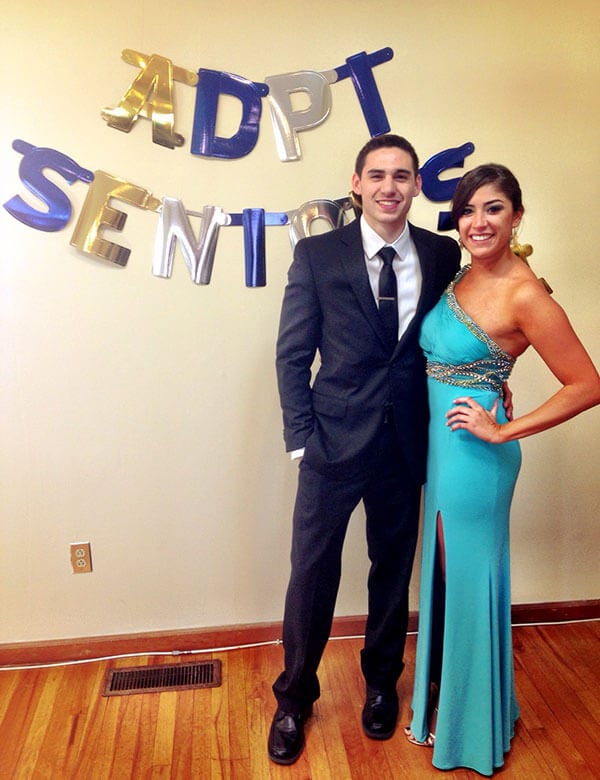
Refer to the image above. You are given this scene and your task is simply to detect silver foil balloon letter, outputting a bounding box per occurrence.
[288,199,349,246]
[264,71,332,161]
[153,198,230,284]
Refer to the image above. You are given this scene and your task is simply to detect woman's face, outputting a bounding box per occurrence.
[457,183,522,262]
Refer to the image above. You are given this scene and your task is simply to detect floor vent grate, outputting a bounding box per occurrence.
[103,659,222,696]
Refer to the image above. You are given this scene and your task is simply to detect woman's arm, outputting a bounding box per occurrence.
[447,281,600,442]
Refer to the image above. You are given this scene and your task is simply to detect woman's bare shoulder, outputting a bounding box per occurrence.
[510,264,553,303]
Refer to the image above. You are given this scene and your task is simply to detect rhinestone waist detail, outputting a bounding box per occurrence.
[426,356,514,394]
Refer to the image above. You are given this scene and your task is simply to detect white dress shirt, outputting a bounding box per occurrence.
[360,215,422,340]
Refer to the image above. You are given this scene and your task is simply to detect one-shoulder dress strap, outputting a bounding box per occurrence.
[446,265,514,364]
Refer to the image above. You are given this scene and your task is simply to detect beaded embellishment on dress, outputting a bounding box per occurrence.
[425,266,516,394]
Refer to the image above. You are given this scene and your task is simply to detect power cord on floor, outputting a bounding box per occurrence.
[0,618,597,672]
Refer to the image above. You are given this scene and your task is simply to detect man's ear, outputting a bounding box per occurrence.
[414,173,423,196]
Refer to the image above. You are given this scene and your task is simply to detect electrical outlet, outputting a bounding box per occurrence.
[70,542,92,574]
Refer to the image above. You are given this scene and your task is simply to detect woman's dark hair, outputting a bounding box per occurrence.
[450,164,524,228]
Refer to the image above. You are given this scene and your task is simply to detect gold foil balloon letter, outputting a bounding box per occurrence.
[70,171,160,266]
[101,50,198,149]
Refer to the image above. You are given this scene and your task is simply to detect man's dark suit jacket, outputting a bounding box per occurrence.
[276,218,461,484]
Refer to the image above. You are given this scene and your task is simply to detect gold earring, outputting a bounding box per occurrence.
[510,228,553,294]
[510,227,533,263]
[458,237,465,249]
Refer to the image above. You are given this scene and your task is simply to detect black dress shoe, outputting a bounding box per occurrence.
[267,706,312,765]
[361,687,398,740]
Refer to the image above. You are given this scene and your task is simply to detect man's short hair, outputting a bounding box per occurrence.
[354,134,420,177]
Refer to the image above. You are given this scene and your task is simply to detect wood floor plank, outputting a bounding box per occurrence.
[317,638,362,778]
[152,691,179,775]
[86,695,125,777]
[169,689,195,779]
[109,692,146,778]
[0,668,19,722]
[15,667,63,778]
[38,661,104,778]
[0,669,41,776]
[225,648,252,773]
[244,646,278,780]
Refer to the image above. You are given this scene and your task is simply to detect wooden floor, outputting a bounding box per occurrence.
[0,621,599,779]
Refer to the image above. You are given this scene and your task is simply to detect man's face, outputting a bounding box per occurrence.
[351,147,422,241]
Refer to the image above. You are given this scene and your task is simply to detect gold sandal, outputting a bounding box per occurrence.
[404,683,438,748]
[404,725,435,747]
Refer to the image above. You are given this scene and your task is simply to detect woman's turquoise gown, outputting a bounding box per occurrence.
[410,266,522,776]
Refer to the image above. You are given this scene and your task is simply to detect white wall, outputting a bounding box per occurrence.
[1,0,598,643]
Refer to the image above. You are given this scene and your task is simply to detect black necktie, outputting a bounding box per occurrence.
[378,246,399,347]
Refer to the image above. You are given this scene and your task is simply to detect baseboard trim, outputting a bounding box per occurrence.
[1,600,598,667]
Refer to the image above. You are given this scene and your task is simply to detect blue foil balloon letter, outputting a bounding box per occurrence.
[333,49,393,138]
[420,142,475,230]
[265,71,332,161]
[4,140,94,231]
[191,70,268,159]
[228,209,288,286]
[242,209,266,287]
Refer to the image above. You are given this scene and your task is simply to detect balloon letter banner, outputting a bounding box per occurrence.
[102,49,198,149]
[191,70,269,159]
[265,71,332,162]
[4,140,94,232]
[70,171,160,266]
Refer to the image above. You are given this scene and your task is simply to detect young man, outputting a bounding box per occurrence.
[269,135,461,765]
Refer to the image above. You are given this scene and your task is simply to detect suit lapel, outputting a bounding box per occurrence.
[410,224,443,319]
[338,222,389,347]
[394,225,440,352]
[411,226,434,324]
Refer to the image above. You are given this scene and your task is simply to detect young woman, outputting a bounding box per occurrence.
[407,164,600,775]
